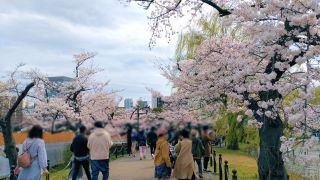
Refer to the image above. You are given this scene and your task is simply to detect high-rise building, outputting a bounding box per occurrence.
[46,76,73,97]
[124,98,133,109]
[143,101,148,108]
[152,96,163,109]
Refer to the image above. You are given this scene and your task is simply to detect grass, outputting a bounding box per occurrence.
[46,145,308,180]
[215,147,259,180]
[215,146,309,180]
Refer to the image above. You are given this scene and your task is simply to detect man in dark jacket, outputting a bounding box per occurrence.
[201,126,212,172]
[147,127,158,158]
[70,126,91,180]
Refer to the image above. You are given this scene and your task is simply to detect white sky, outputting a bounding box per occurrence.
[0,0,186,104]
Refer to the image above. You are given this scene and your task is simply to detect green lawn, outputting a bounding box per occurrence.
[215,146,307,180]
[215,147,259,180]
[47,146,306,180]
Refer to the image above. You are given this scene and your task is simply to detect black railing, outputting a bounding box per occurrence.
[46,160,50,180]
[109,142,127,159]
[211,151,237,180]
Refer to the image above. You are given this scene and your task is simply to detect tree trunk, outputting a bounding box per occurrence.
[1,82,35,166]
[257,115,287,180]
[0,120,17,166]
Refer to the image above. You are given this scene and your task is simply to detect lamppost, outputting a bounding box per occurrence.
[130,104,150,131]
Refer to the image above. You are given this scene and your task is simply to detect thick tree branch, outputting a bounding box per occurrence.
[4,82,35,122]
[201,0,231,16]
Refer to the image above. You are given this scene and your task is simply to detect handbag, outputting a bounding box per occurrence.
[17,141,35,168]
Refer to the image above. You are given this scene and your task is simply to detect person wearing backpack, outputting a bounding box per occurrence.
[17,125,49,180]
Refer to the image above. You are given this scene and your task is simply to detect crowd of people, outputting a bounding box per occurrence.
[152,126,215,180]
[16,121,113,180]
[127,125,216,179]
[15,123,215,180]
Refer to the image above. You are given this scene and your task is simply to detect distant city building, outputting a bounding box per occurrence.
[46,76,73,97]
[152,96,163,109]
[137,100,148,108]
[143,101,148,108]
[0,96,28,130]
[124,98,133,109]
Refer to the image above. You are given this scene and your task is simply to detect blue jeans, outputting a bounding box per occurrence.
[91,159,109,180]
[194,158,203,174]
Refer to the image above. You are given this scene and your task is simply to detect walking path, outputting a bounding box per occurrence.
[105,155,216,180]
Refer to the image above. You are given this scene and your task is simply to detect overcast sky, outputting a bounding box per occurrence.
[0,0,180,104]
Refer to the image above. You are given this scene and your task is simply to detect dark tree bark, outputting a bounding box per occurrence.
[0,82,35,166]
[257,115,287,180]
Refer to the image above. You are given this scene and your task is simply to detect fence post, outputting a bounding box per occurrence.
[224,160,229,180]
[232,170,237,180]
[46,160,50,180]
[121,143,125,156]
[10,165,16,180]
[115,146,118,158]
[213,150,217,174]
[219,154,222,180]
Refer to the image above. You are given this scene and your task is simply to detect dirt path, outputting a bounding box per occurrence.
[108,155,216,180]
[84,154,216,180]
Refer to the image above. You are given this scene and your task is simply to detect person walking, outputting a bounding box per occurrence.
[126,125,132,157]
[87,121,113,180]
[131,129,138,158]
[191,129,205,178]
[137,130,147,160]
[154,129,171,179]
[70,126,91,180]
[17,125,49,180]
[147,127,158,159]
[201,126,213,172]
[173,129,195,180]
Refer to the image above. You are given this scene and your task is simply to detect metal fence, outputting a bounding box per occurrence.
[0,142,71,180]
[1,141,127,180]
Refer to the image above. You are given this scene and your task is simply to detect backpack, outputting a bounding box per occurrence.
[17,141,34,168]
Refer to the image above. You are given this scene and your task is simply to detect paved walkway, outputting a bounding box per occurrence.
[105,155,215,180]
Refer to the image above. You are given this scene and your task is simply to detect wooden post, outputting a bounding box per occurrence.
[232,170,237,180]
[219,154,222,180]
[224,160,229,180]
[213,150,217,174]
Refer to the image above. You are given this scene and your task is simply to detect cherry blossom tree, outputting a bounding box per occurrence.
[129,0,320,179]
[0,65,35,166]
[30,52,121,132]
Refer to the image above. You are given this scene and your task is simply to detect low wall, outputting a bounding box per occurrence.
[0,131,126,178]
[0,132,75,145]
